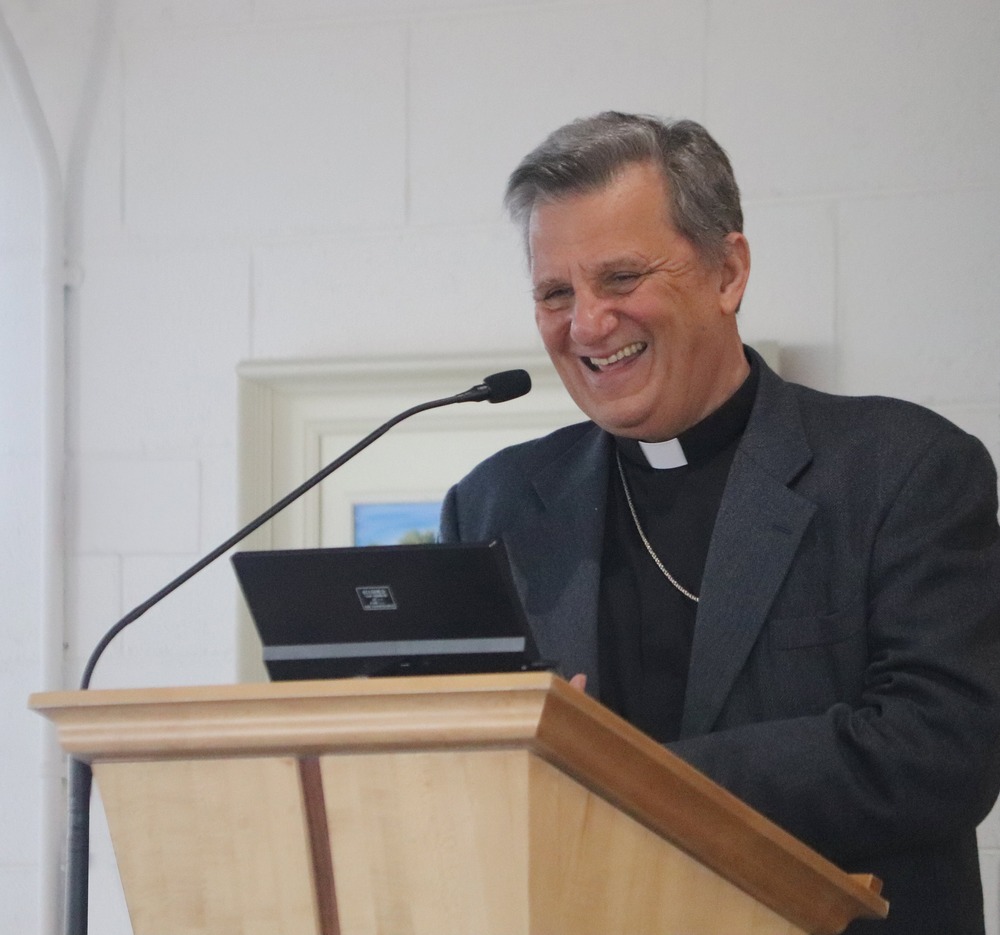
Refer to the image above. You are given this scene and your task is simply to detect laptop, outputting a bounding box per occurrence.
[232,540,547,681]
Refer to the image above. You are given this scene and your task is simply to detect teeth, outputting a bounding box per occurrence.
[587,342,646,369]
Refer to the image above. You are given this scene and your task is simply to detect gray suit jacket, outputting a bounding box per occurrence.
[441,349,1000,933]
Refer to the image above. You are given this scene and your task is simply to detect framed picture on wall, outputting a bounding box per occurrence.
[352,500,441,546]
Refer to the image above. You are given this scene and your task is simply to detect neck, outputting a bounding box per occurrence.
[643,342,750,443]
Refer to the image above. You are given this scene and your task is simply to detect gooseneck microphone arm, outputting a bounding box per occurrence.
[75,369,529,691]
[64,368,531,935]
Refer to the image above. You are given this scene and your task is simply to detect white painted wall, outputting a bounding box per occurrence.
[1,0,998,931]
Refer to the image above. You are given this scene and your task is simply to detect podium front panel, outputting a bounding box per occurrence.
[95,756,321,935]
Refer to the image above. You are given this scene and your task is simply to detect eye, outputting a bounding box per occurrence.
[604,270,643,293]
[535,285,573,310]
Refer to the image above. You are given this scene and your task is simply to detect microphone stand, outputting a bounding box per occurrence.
[63,371,529,935]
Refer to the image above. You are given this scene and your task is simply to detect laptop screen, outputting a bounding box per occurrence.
[232,540,546,680]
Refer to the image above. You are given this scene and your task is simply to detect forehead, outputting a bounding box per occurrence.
[527,163,678,274]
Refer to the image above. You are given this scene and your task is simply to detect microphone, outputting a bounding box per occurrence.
[462,368,532,404]
[63,368,532,935]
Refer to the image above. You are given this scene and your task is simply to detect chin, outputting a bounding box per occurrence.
[589,409,655,439]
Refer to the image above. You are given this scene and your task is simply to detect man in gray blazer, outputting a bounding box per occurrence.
[440,113,1000,933]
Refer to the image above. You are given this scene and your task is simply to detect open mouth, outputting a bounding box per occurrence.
[583,341,647,372]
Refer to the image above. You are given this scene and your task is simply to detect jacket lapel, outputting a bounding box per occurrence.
[680,362,817,738]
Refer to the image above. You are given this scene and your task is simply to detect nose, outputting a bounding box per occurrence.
[569,290,617,346]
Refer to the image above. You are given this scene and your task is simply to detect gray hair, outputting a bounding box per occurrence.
[504,112,743,267]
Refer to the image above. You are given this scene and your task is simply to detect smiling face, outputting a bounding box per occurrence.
[528,161,751,441]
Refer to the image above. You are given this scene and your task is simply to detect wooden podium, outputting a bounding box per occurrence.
[32,672,887,935]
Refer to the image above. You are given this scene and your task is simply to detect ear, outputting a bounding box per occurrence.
[719,232,750,315]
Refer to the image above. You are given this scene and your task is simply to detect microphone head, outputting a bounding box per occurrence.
[482,369,532,403]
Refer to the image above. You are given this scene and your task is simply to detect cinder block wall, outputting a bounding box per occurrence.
[1,1,998,931]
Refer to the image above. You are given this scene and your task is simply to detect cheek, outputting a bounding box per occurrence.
[614,292,669,330]
[535,311,565,348]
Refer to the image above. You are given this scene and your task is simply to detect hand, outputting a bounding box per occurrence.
[569,673,588,692]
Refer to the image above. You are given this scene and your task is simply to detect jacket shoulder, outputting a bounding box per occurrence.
[788,381,988,462]
[442,420,603,541]
[458,420,598,485]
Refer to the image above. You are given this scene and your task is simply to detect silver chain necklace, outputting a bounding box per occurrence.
[615,449,700,603]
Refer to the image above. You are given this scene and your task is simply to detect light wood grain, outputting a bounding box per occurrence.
[321,749,529,935]
[95,756,319,935]
[317,748,804,935]
[32,673,888,934]
[526,754,805,935]
[533,680,886,932]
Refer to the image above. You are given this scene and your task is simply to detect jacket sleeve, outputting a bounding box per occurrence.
[669,428,1000,865]
[439,484,461,543]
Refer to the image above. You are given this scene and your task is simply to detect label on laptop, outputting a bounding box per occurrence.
[356,585,398,611]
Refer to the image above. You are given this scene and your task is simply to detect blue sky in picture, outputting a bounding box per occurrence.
[353,501,442,546]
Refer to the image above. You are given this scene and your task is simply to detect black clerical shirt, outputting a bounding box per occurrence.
[598,356,760,742]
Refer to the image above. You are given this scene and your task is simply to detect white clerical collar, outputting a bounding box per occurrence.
[638,437,688,469]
